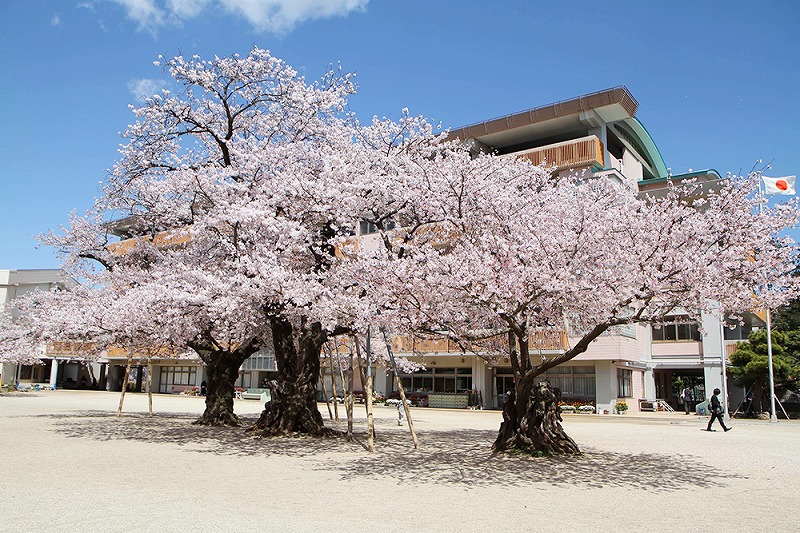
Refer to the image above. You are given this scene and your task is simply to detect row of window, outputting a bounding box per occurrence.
[651,316,701,341]
[396,366,598,398]
[652,315,756,342]
[395,367,473,394]
[159,366,197,386]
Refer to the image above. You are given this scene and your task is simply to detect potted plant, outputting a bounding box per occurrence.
[615,400,629,414]
[560,404,576,413]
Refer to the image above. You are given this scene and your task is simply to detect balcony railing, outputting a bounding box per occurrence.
[726,343,739,358]
[389,329,568,355]
[108,228,191,255]
[46,341,96,356]
[514,135,604,171]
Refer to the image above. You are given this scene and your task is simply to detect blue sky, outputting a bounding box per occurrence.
[1,0,798,269]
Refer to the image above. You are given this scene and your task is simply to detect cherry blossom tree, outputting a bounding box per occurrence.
[36,49,425,432]
[353,150,800,455]
[30,49,357,427]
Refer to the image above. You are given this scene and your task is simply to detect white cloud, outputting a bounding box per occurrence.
[127,78,168,102]
[101,0,367,34]
[51,14,62,26]
[110,0,165,31]
[166,0,212,19]
[219,0,369,33]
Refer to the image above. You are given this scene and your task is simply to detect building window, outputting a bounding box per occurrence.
[723,317,754,341]
[358,220,377,235]
[617,368,632,398]
[395,367,471,393]
[534,365,596,398]
[358,219,396,236]
[652,316,700,341]
[159,366,197,387]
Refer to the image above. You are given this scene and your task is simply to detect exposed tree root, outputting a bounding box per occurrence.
[493,380,581,456]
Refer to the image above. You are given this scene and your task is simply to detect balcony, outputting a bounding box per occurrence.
[46,341,96,356]
[513,135,604,172]
[108,228,190,255]
[390,329,568,355]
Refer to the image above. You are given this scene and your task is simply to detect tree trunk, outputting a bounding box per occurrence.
[492,378,580,455]
[490,320,614,455]
[194,349,247,426]
[187,333,260,427]
[248,316,330,437]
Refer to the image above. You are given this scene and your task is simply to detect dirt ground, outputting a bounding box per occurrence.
[0,390,797,532]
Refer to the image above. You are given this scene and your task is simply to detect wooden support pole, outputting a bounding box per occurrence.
[354,333,374,452]
[381,328,418,449]
[334,339,354,441]
[327,344,340,422]
[320,374,333,420]
[147,358,153,416]
[117,355,132,417]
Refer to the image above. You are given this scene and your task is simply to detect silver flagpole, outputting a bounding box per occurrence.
[720,313,730,422]
[759,173,778,423]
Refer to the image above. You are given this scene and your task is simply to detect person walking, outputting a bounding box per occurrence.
[396,399,406,426]
[706,388,731,432]
[682,385,693,415]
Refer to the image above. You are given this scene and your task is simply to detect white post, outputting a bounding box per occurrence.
[720,316,730,422]
[766,309,778,423]
[49,359,59,389]
[758,176,779,423]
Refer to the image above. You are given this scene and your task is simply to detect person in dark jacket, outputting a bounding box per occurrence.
[682,385,692,415]
[706,388,731,432]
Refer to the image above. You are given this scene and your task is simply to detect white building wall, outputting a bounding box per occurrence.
[471,358,492,408]
[594,360,617,414]
[374,366,389,396]
[573,333,641,362]
[622,149,643,182]
[700,309,726,405]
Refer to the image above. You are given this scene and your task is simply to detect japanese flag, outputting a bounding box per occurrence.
[762,175,796,195]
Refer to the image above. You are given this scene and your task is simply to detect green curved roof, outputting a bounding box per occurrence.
[621,116,669,180]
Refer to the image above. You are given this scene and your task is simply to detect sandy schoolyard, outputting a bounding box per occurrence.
[0,390,798,532]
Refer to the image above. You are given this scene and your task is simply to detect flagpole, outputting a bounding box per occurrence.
[759,173,779,423]
[720,308,731,422]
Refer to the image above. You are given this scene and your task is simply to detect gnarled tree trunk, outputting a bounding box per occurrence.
[249,316,331,437]
[490,320,613,456]
[190,336,261,427]
[493,378,580,455]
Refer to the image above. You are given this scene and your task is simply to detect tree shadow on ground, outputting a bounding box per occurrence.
[45,412,741,490]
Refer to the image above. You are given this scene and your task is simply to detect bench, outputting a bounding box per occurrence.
[638,399,656,411]
[241,388,271,402]
[170,385,198,394]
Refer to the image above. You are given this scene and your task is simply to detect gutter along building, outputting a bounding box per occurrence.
[29,87,756,413]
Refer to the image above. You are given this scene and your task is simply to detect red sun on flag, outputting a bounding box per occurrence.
[776,179,789,191]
